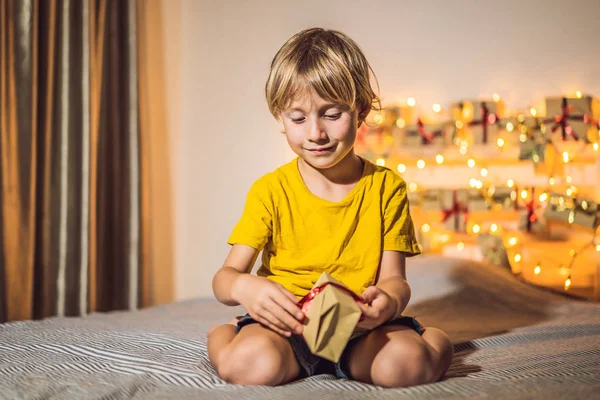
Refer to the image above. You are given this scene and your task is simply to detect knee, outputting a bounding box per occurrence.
[372,340,436,388]
[217,336,288,385]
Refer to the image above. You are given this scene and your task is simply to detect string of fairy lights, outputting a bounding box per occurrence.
[360,91,600,295]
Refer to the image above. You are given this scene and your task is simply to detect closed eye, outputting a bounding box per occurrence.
[325,113,342,120]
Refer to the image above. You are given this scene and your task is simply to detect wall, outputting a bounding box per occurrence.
[164,0,600,300]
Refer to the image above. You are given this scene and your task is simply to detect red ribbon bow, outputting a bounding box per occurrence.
[468,103,497,144]
[441,190,469,231]
[523,187,541,232]
[298,281,365,321]
[416,118,434,144]
[543,97,588,141]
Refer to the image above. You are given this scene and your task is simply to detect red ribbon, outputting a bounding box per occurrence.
[523,187,541,232]
[543,97,587,141]
[299,281,364,320]
[468,103,497,144]
[441,190,469,231]
[416,118,434,144]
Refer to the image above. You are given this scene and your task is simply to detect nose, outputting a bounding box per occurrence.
[307,118,328,142]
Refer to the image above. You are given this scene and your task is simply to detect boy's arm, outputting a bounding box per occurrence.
[212,244,259,306]
[357,250,411,328]
[374,250,411,319]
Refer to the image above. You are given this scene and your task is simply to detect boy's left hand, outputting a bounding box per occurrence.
[356,286,398,330]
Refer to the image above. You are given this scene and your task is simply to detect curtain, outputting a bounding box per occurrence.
[0,0,174,323]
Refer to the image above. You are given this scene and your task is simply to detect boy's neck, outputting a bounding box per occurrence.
[298,150,364,186]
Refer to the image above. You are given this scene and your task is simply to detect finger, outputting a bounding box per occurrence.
[273,290,304,321]
[361,286,379,304]
[357,301,380,319]
[261,307,294,333]
[267,298,303,334]
[254,315,292,337]
[276,284,300,304]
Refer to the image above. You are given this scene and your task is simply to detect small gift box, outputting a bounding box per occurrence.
[486,186,518,211]
[403,119,448,147]
[299,273,363,363]
[543,192,574,225]
[517,188,547,233]
[572,196,600,230]
[440,189,470,232]
[452,100,505,145]
[544,96,600,142]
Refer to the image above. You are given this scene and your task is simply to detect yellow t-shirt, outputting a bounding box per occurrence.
[228,157,420,298]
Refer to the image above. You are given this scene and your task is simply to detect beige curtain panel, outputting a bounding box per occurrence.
[0,0,174,323]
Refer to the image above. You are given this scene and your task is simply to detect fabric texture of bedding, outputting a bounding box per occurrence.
[1,255,599,399]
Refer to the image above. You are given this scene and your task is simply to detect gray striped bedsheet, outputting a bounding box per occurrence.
[1,256,599,399]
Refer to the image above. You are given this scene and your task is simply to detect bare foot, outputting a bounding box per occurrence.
[207,316,243,337]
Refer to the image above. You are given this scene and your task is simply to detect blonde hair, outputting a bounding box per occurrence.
[265,28,380,126]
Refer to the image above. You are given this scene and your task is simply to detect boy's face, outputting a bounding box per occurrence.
[280,91,359,170]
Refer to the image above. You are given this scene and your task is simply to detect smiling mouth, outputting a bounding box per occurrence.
[307,145,336,153]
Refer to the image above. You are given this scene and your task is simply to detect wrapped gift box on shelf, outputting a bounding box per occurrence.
[403,119,450,148]
[440,189,488,232]
[452,99,505,146]
[544,95,600,143]
[517,187,548,234]
[544,192,600,231]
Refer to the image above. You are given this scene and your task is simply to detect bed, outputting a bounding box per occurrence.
[1,256,599,399]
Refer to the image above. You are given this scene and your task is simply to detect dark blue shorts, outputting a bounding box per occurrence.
[235,314,423,379]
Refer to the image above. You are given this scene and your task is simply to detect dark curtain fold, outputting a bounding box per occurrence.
[0,0,172,323]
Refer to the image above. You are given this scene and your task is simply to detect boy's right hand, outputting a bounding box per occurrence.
[232,274,304,337]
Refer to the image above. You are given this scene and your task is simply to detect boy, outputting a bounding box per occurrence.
[207,28,453,388]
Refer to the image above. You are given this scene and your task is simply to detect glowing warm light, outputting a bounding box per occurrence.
[421,224,431,233]
[569,249,576,257]
[562,152,569,163]
[376,158,386,166]
[506,122,514,132]
[520,133,528,143]
[492,93,501,102]
[581,200,588,210]
[514,254,522,262]
[517,114,525,123]
[534,265,541,275]
[490,223,499,233]
[593,143,599,151]
[409,182,418,192]
[566,176,573,183]
[568,211,575,224]
[566,188,573,197]
[488,114,497,124]
[539,193,548,202]
[480,168,488,177]
[374,114,384,124]
[575,90,582,98]
[455,120,464,129]
[508,237,518,246]
[472,224,481,234]
[469,178,477,188]
[397,163,407,173]
[530,108,537,117]
[407,97,416,107]
[565,278,572,290]
[476,180,483,189]
[596,244,600,252]
[432,104,441,113]
[468,158,476,168]
[417,159,426,169]
[507,179,515,188]
[497,138,505,148]
[459,147,468,155]
[532,154,540,163]
[396,118,406,128]
[520,190,528,199]
[457,242,465,251]
[549,177,556,186]
[436,154,444,164]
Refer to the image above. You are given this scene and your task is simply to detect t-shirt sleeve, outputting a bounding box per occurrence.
[383,180,421,256]
[227,177,273,251]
